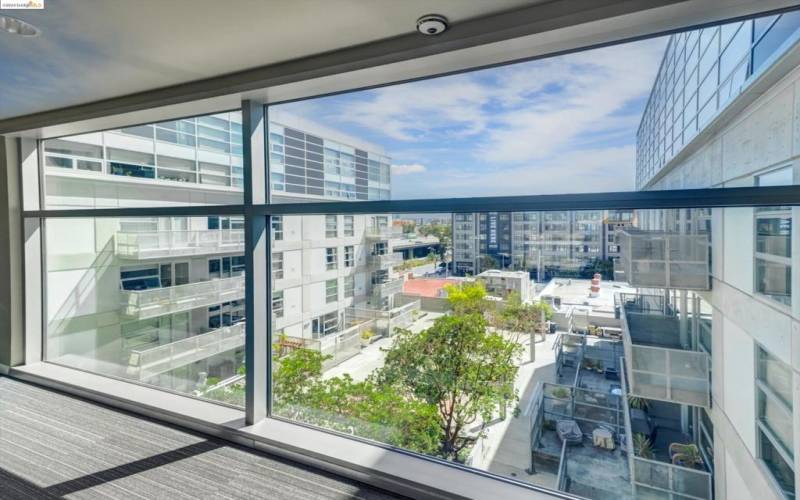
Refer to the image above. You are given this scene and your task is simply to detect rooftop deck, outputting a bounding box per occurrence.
[0,376,402,500]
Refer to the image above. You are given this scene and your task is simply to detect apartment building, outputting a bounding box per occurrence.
[453,210,633,279]
[43,110,398,400]
[622,12,800,500]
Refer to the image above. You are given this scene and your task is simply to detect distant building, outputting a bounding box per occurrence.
[452,210,635,279]
[475,270,532,302]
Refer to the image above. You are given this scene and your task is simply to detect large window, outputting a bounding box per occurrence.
[23,11,800,500]
[756,346,795,498]
[755,167,794,306]
[42,111,244,209]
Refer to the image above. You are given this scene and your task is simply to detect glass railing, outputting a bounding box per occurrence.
[371,277,404,298]
[120,276,245,319]
[366,252,403,268]
[116,229,244,259]
[128,322,245,381]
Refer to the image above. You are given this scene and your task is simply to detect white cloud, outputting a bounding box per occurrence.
[391,163,427,175]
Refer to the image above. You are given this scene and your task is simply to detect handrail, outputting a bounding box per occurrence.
[116,229,244,258]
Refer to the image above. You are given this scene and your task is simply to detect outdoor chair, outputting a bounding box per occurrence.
[556,420,583,446]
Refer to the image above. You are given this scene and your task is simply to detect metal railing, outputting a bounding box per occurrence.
[116,229,245,259]
[620,297,711,407]
[120,275,245,319]
[371,277,404,298]
[620,356,713,499]
[319,320,375,370]
[127,322,245,381]
[365,226,401,239]
[366,252,403,268]
[616,230,710,290]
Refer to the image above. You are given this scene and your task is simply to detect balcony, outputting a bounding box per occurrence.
[620,360,713,499]
[615,230,710,290]
[120,276,245,320]
[127,322,245,381]
[116,229,245,259]
[366,252,403,269]
[618,293,710,407]
[365,226,400,240]
[371,278,403,298]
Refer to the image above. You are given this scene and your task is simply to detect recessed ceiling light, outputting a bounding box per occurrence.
[416,14,448,36]
[0,15,40,37]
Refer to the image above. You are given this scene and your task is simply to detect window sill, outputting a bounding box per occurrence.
[9,362,570,500]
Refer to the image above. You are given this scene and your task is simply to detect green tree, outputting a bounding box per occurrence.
[444,281,491,315]
[273,348,441,454]
[418,223,451,263]
[378,314,522,461]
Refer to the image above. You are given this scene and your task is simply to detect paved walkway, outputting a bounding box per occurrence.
[323,312,444,381]
[472,334,559,487]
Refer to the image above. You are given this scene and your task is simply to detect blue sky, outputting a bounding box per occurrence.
[274,36,668,198]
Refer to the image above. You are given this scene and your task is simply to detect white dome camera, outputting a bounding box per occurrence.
[416,14,448,36]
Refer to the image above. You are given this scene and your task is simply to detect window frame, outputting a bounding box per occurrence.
[17,11,800,498]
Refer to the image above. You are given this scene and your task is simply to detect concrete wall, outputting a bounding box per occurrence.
[651,61,800,500]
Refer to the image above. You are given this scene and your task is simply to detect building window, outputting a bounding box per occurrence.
[208,300,244,328]
[120,266,160,291]
[326,215,337,238]
[272,291,284,319]
[209,255,245,278]
[756,346,795,498]
[312,311,338,337]
[272,252,284,280]
[326,279,338,303]
[344,275,355,298]
[344,245,354,267]
[272,216,284,241]
[344,215,354,237]
[755,167,793,306]
[326,247,337,270]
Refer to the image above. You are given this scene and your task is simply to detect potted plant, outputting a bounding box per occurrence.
[633,433,655,459]
[360,328,375,346]
[670,443,703,469]
[628,396,650,411]
[551,387,570,399]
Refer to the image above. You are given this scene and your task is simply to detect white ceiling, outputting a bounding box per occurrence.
[0,0,539,119]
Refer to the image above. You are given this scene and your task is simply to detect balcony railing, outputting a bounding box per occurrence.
[120,275,245,320]
[371,277,403,298]
[615,230,710,290]
[621,360,712,499]
[619,294,710,407]
[116,229,245,259]
[367,252,403,268]
[365,226,401,240]
[127,322,245,381]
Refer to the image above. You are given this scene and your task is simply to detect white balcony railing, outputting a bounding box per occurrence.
[365,226,401,240]
[116,229,245,259]
[616,230,710,290]
[371,278,404,298]
[120,275,245,320]
[127,322,245,381]
[367,252,403,268]
[619,295,711,407]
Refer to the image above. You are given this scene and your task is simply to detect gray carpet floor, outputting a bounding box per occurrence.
[0,376,405,500]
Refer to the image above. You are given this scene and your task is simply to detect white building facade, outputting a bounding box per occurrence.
[43,110,398,402]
